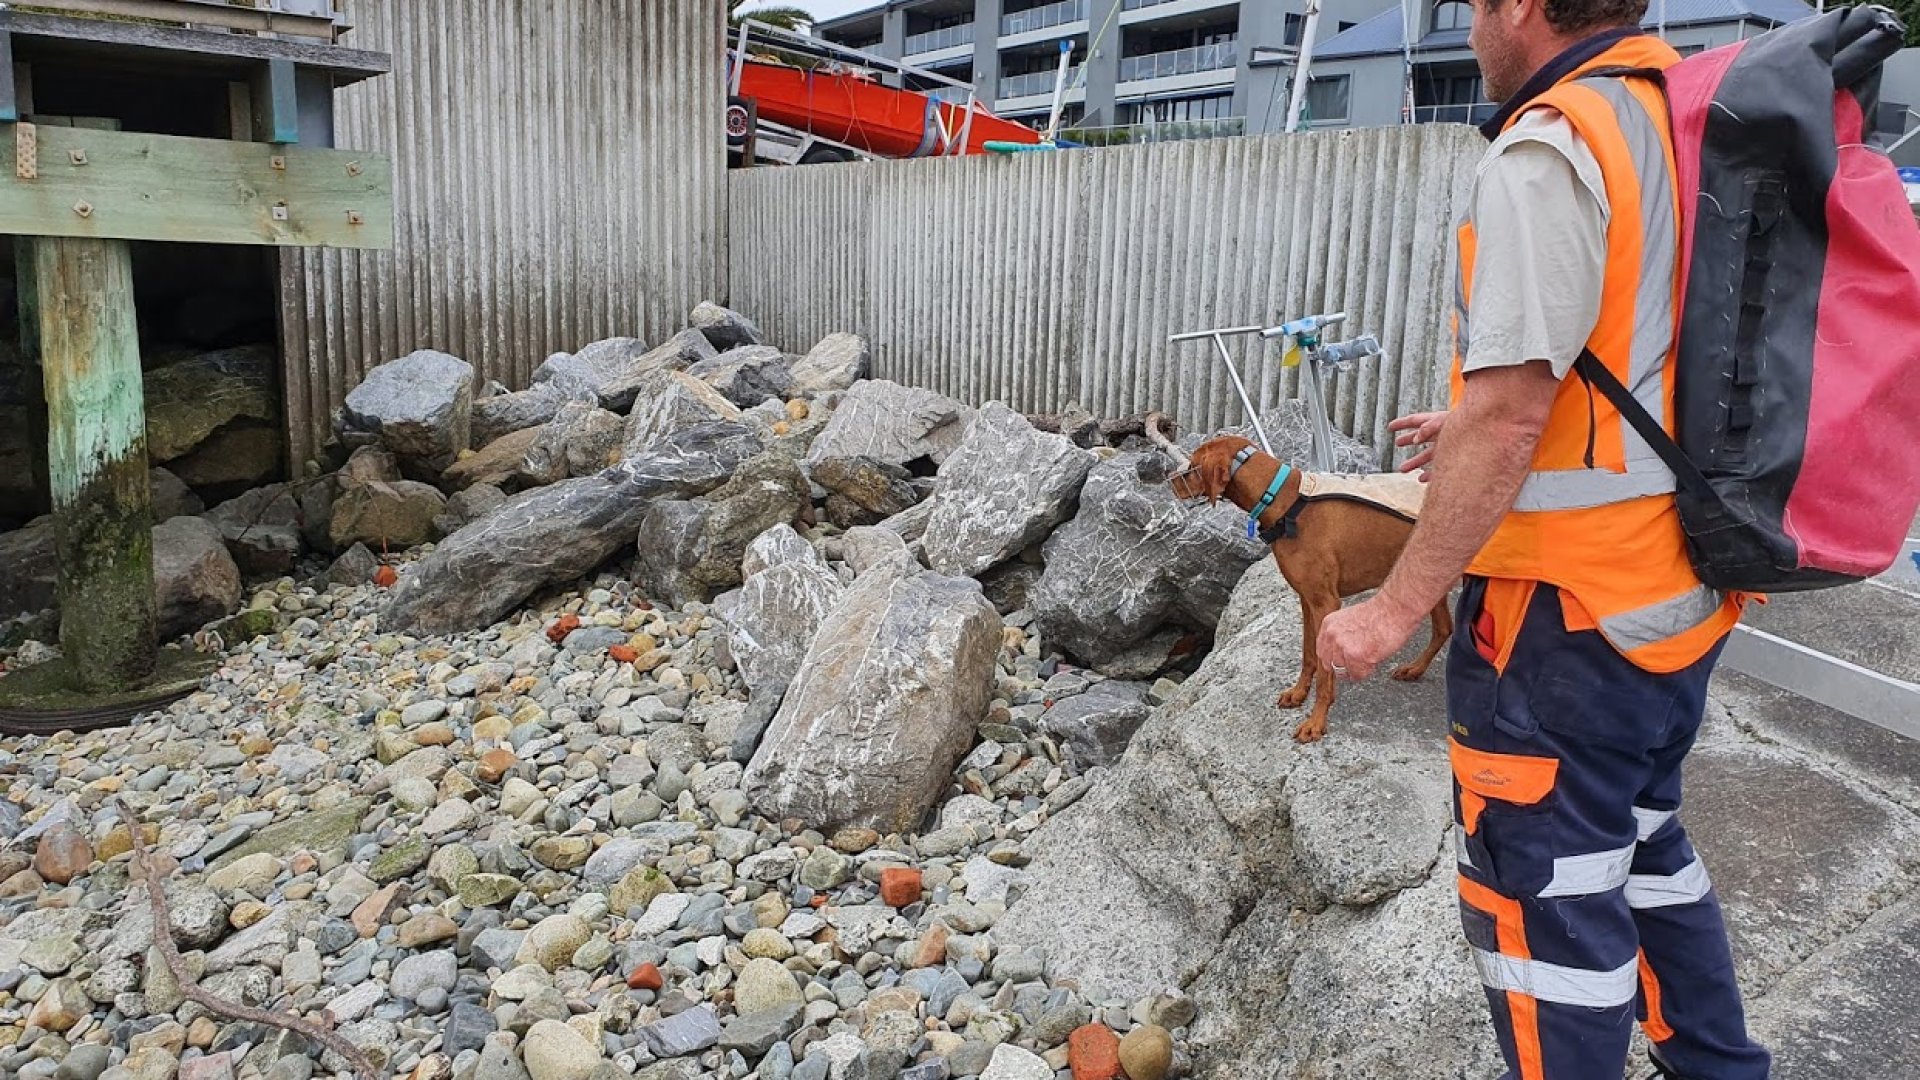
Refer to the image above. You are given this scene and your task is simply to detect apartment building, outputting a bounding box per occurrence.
[1311,0,1820,129]
[812,0,1393,139]
[814,0,1840,139]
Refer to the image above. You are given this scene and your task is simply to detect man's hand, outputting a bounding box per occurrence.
[1319,593,1428,681]
[1389,410,1449,481]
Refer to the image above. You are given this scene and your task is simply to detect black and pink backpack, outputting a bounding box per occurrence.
[1577,6,1920,592]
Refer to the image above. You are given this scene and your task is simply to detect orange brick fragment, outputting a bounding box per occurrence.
[880,867,923,908]
[1068,1024,1122,1080]
[546,614,581,643]
[627,962,663,991]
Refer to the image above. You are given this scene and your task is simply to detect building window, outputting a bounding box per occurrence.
[1433,0,1473,31]
[1118,91,1234,125]
[1285,13,1304,46]
[1304,75,1350,123]
[1339,21,1357,32]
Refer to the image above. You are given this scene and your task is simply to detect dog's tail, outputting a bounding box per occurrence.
[1145,412,1191,471]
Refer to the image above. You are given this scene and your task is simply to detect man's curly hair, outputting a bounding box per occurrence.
[1484,0,1650,34]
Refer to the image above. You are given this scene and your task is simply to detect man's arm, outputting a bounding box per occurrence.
[1370,362,1559,628]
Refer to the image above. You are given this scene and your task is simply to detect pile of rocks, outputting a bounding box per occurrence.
[0,301,1412,1080]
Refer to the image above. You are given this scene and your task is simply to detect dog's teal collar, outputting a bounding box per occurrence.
[1247,462,1293,539]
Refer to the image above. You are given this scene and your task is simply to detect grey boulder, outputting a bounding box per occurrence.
[744,561,999,833]
[811,456,921,530]
[383,423,763,635]
[433,483,507,537]
[625,372,744,458]
[805,379,974,471]
[1030,454,1265,677]
[341,350,475,475]
[534,331,711,414]
[993,589,1483,1080]
[521,401,627,486]
[152,515,242,640]
[1039,680,1152,774]
[922,402,1093,578]
[470,383,592,447]
[0,518,58,618]
[686,345,791,409]
[202,485,310,577]
[714,525,845,695]
[633,452,811,608]
[328,479,447,551]
[149,467,205,521]
[689,301,764,350]
[787,332,870,397]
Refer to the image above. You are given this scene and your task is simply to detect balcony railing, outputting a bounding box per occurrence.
[1122,0,1231,8]
[904,22,975,55]
[999,66,1084,99]
[1001,0,1089,36]
[1412,102,1499,125]
[927,86,978,104]
[1117,41,1238,82]
[1064,116,1246,145]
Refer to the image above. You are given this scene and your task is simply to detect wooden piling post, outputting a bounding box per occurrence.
[33,232,156,692]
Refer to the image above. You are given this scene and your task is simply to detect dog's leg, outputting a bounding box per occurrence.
[1392,601,1455,682]
[1291,594,1338,743]
[1277,596,1315,709]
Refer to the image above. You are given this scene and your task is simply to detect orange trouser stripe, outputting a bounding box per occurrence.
[1639,950,1676,1043]
[1459,875,1546,1080]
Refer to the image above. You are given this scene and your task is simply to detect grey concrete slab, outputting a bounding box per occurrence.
[1739,584,1920,683]
[1712,670,1920,815]
[1749,891,1920,1080]
[1676,735,1920,991]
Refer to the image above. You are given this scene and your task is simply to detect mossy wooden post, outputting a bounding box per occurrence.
[33,231,156,691]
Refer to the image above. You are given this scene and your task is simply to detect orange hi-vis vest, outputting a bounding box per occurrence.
[1450,35,1745,674]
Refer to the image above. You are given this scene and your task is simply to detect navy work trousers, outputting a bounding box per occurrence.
[1446,575,1771,1080]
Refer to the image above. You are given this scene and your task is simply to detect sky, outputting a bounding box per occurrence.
[737,0,877,22]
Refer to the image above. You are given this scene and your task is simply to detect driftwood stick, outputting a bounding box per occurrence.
[112,798,379,1080]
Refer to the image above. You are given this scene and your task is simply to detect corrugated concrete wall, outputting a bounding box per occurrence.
[730,123,1481,453]
[278,0,727,466]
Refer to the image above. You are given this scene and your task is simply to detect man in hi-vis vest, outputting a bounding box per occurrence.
[1315,0,1771,1077]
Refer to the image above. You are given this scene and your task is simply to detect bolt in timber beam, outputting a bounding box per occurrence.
[33,232,157,692]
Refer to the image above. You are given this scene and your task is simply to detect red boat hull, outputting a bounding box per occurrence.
[739,60,1043,157]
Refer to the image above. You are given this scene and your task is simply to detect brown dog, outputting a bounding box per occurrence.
[1149,419,1451,743]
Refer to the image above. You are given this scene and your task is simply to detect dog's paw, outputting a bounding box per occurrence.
[1276,687,1309,709]
[1292,717,1328,744]
[1390,664,1429,682]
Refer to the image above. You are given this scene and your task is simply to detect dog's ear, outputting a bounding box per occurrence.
[1194,444,1232,507]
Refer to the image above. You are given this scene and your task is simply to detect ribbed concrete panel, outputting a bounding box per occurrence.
[727,124,1480,454]
[279,0,727,466]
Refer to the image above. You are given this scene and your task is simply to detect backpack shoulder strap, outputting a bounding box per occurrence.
[1571,349,1717,504]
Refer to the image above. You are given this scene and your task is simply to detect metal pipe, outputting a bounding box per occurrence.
[1285,0,1324,133]
[1170,326,1272,454]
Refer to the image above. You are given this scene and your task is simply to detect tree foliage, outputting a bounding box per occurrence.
[731,4,816,32]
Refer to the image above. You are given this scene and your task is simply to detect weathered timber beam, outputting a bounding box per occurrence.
[0,122,392,248]
[33,231,158,692]
[12,0,339,41]
[4,11,388,85]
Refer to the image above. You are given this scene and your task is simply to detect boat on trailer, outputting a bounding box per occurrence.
[727,20,1042,165]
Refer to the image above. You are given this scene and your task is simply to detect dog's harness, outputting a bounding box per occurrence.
[1226,445,1305,542]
